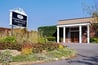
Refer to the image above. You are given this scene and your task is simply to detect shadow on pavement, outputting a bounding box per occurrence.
[67,54,98,65]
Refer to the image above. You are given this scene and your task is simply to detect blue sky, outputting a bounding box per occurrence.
[0,0,95,30]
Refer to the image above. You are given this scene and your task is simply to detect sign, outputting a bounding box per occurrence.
[11,11,27,27]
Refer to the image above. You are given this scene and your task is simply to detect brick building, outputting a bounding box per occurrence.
[57,17,97,43]
[0,27,11,37]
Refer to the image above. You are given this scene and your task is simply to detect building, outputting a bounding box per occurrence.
[0,27,11,37]
[57,17,97,43]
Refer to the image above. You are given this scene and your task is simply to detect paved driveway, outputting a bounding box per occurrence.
[32,43,98,65]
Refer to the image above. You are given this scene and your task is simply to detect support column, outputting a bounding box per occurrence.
[87,25,90,44]
[63,27,66,43]
[57,27,60,43]
[79,25,82,43]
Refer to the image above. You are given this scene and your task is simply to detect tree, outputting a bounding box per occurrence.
[38,26,57,37]
[38,26,57,41]
[83,1,98,37]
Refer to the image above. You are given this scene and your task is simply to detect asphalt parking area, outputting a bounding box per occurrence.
[32,43,98,65]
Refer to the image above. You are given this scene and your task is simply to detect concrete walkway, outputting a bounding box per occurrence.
[32,43,98,65]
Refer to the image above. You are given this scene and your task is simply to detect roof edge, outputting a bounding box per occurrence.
[58,17,92,21]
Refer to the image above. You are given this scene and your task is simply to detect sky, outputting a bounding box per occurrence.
[0,0,95,31]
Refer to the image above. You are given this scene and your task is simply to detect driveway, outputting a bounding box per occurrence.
[32,43,98,65]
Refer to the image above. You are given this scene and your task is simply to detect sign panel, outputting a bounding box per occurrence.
[11,11,27,27]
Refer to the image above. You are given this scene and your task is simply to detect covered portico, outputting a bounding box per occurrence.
[57,18,92,44]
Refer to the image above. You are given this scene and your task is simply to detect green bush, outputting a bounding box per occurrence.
[38,26,56,37]
[0,36,16,44]
[47,37,56,41]
[90,37,98,43]
[38,37,46,43]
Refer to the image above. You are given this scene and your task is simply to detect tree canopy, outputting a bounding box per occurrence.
[38,26,57,37]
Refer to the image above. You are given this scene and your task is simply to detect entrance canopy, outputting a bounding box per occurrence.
[57,17,95,44]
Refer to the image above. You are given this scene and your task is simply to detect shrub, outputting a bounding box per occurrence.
[90,37,98,43]
[0,43,22,51]
[12,43,22,51]
[45,43,59,51]
[32,44,43,53]
[32,43,59,53]
[0,36,16,44]
[38,37,46,43]
[21,42,33,55]
[38,26,56,37]
[21,48,32,55]
[47,37,56,41]
[58,44,64,49]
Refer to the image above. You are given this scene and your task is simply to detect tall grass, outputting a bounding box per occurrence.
[13,28,39,44]
[0,28,42,44]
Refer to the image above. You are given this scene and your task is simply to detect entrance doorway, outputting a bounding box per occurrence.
[71,31,79,43]
[69,27,79,43]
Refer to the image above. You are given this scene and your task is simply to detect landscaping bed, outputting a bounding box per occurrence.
[0,36,76,65]
[13,47,76,62]
[0,46,76,65]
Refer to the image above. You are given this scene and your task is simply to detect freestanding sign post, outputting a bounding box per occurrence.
[10,8,28,35]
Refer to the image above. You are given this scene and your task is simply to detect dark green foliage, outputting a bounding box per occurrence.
[46,37,56,41]
[0,43,22,51]
[38,26,57,42]
[38,26,64,42]
[90,37,98,43]
[38,26,57,37]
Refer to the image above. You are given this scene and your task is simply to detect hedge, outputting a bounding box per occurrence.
[32,43,59,53]
[0,43,22,51]
[46,37,56,41]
